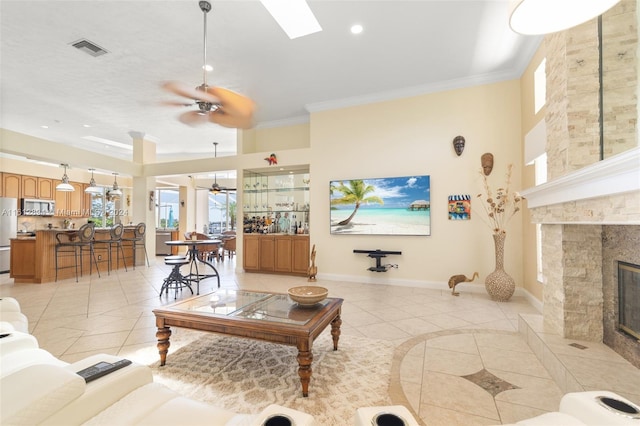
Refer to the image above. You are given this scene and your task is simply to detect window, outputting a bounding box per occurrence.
[156,189,179,229]
[534,58,546,114]
[87,189,117,227]
[534,152,547,283]
[208,190,236,234]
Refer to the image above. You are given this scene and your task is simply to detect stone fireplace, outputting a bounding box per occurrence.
[522,149,640,368]
[520,0,639,368]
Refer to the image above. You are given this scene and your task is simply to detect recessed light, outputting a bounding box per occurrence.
[350,24,363,34]
[40,125,49,129]
[83,124,91,128]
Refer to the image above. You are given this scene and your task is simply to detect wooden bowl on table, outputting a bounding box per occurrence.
[287,286,328,307]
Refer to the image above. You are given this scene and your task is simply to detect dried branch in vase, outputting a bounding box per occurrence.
[477,164,522,234]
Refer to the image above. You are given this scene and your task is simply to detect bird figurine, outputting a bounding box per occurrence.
[307,244,318,282]
[265,153,277,165]
[448,272,479,296]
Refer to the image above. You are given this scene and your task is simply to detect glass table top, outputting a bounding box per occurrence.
[163,289,331,325]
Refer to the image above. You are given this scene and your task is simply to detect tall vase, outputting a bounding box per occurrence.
[485,231,515,302]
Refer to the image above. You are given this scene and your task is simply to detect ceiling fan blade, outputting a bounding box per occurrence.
[205,86,255,129]
[159,100,195,107]
[178,110,210,126]
[161,81,220,104]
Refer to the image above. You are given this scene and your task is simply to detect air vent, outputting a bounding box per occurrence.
[70,39,108,57]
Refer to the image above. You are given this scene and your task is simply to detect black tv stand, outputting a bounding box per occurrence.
[353,249,402,272]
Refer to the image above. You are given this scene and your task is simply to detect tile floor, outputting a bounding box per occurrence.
[2,257,639,426]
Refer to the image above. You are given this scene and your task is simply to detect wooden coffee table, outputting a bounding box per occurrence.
[152,289,343,397]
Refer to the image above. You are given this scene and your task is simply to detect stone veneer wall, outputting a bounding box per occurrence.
[529,0,638,355]
[602,225,640,368]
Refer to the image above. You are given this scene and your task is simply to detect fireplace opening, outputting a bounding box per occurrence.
[618,261,640,340]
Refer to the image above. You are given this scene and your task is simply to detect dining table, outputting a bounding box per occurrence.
[164,239,221,294]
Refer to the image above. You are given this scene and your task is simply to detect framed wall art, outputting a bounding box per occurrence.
[448,194,471,220]
[330,175,431,236]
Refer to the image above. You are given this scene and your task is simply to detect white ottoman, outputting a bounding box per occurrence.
[355,405,419,426]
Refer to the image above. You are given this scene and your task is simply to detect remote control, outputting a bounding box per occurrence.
[75,359,132,383]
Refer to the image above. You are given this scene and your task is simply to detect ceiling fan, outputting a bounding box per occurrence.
[209,142,236,194]
[162,1,255,129]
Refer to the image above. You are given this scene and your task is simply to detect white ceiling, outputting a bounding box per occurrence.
[0,0,541,163]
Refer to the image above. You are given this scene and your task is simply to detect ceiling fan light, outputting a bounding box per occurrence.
[260,0,322,39]
[508,0,621,35]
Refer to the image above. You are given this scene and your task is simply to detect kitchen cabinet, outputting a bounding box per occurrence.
[10,238,36,282]
[243,234,309,276]
[21,176,54,200]
[38,178,54,200]
[54,181,85,217]
[2,173,21,199]
[21,175,38,198]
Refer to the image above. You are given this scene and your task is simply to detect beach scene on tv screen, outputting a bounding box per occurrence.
[330,175,431,236]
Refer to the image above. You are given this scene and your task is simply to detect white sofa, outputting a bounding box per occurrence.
[0,297,315,426]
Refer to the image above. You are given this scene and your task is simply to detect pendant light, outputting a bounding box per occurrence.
[110,173,123,197]
[508,0,621,35]
[84,168,103,194]
[55,164,75,192]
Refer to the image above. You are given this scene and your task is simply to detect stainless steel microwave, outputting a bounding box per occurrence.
[21,198,55,216]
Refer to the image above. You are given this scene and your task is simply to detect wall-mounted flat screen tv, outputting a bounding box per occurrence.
[330,175,431,236]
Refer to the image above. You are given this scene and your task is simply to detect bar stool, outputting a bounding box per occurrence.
[93,223,128,275]
[122,222,150,269]
[161,256,193,299]
[55,222,101,282]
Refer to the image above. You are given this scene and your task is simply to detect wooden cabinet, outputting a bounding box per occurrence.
[21,175,38,198]
[259,236,275,271]
[38,178,54,200]
[274,235,292,272]
[21,176,54,200]
[2,173,21,199]
[243,235,260,271]
[10,239,36,282]
[291,237,310,274]
[243,234,309,276]
[54,181,85,217]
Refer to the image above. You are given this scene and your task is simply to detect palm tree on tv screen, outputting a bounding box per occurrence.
[331,180,383,226]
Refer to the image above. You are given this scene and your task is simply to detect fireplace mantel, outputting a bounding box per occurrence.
[520,147,640,225]
[520,147,640,211]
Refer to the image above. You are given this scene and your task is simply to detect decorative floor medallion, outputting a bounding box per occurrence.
[461,368,520,397]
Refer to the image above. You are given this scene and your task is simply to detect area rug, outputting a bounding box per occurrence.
[146,331,394,425]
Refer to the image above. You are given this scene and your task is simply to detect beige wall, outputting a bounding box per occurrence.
[242,123,310,154]
[308,80,524,288]
[3,80,530,295]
